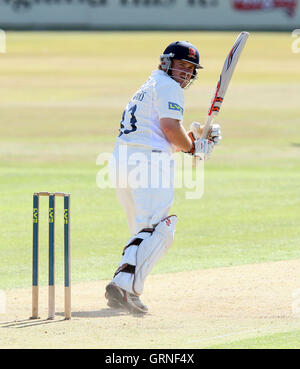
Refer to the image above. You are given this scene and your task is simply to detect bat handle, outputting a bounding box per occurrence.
[201,115,214,139]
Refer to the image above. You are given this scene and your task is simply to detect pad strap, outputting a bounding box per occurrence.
[122,228,154,255]
[122,238,143,256]
[114,263,135,277]
[114,228,155,278]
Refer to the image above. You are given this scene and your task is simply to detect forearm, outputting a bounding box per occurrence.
[160,118,193,152]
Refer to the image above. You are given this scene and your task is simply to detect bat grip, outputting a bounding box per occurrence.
[201,115,214,139]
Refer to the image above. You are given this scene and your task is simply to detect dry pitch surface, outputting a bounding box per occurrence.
[1,259,300,349]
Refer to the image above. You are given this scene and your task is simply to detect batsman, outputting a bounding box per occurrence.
[105,41,222,314]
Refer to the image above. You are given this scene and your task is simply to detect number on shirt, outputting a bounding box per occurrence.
[119,104,137,137]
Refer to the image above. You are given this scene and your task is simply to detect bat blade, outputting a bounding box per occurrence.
[202,31,249,139]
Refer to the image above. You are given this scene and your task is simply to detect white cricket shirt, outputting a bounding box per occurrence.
[116,70,184,154]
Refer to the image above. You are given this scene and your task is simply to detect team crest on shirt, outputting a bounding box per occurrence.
[168,102,184,114]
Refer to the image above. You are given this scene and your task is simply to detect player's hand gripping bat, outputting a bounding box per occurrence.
[201,32,250,140]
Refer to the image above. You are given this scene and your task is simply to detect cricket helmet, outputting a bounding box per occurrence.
[160,41,203,88]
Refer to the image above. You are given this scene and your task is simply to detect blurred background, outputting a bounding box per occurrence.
[0,0,299,290]
[0,0,299,31]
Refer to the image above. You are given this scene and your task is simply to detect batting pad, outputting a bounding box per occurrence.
[133,215,177,295]
[112,230,153,293]
[112,216,177,295]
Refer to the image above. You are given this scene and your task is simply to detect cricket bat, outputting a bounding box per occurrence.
[201,32,250,139]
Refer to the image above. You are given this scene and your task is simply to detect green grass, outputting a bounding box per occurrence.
[208,330,300,349]
[0,31,299,291]
[1,30,300,349]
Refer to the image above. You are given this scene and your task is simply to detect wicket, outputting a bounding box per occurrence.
[31,192,71,320]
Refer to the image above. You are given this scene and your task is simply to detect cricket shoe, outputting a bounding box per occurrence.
[105,282,148,314]
[105,283,125,310]
[105,293,125,310]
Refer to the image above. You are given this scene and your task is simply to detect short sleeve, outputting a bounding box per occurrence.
[154,81,184,121]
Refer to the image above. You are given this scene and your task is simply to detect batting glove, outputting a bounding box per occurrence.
[209,123,222,145]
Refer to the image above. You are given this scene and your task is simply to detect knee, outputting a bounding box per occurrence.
[155,215,177,249]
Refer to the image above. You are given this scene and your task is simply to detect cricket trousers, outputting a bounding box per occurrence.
[109,143,175,235]
[108,143,177,295]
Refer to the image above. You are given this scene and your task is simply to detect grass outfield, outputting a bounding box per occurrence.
[0,31,299,348]
[209,329,300,349]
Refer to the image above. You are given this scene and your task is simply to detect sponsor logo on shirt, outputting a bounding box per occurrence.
[168,102,184,114]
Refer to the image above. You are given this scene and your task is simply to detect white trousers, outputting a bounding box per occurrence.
[108,144,176,294]
[109,144,175,235]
